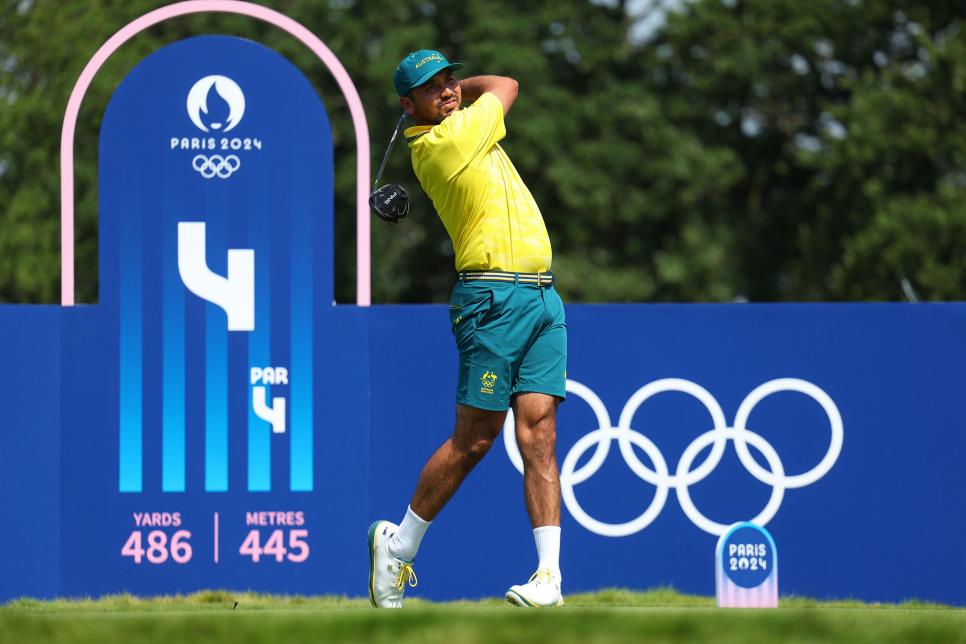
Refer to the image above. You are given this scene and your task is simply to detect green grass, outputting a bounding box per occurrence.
[2,589,964,644]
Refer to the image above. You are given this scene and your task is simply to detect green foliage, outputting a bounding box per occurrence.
[0,0,963,303]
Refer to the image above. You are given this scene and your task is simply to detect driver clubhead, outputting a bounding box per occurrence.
[369,183,409,223]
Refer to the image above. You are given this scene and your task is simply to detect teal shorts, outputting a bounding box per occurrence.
[449,279,567,411]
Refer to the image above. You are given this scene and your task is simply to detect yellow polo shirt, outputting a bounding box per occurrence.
[404,92,552,273]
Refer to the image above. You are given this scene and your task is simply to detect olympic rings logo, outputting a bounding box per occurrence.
[503,378,844,537]
[192,154,241,179]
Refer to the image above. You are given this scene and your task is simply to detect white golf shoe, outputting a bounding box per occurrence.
[505,568,564,607]
[367,520,417,608]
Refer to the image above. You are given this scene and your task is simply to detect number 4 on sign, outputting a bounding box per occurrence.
[263,530,285,562]
[122,531,145,564]
[239,530,263,562]
[252,386,286,434]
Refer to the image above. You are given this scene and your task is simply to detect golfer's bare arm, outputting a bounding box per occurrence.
[459,75,518,115]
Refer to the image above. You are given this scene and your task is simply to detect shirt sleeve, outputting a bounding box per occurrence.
[436,92,506,167]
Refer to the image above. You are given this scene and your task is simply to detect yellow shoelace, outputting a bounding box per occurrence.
[395,563,418,591]
[529,568,553,585]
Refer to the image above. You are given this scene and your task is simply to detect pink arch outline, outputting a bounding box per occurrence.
[60,0,371,306]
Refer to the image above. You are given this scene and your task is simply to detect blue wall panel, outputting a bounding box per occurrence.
[1,302,965,604]
[368,303,966,605]
[0,307,61,599]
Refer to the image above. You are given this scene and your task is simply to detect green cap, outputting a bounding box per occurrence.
[393,49,464,96]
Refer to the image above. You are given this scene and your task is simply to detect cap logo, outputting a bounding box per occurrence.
[414,53,444,69]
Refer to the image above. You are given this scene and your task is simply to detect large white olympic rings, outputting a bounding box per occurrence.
[503,378,844,537]
[192,154,241,179]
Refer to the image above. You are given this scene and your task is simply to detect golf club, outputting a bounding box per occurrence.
[369,110,410,223]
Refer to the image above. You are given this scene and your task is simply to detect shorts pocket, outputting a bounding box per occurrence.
[449,285,493,342]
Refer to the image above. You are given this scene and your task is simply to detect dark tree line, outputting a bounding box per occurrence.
[1,0,963,303]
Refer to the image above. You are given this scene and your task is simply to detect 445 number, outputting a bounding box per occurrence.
[239,529,309,563]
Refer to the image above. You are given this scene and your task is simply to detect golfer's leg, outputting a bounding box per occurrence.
[377,408,504,605]
[503,391,564,607]
[513,392,561,527]
[409,404,507,521]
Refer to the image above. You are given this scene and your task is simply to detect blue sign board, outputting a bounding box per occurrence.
[56,35,369,596]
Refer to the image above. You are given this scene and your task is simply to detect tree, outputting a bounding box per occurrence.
[636,0,966,300]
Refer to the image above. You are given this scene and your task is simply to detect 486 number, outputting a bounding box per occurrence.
[122,530,192,564]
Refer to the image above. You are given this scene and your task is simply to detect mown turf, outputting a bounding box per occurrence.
[2,589,964,644]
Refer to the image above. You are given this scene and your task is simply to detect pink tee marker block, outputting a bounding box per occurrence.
[715,521,778,608]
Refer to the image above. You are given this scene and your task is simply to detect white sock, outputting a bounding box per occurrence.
[387,506,431,562]
[533,525,561,578]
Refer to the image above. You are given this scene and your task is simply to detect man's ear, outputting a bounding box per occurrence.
[399,95,416,116]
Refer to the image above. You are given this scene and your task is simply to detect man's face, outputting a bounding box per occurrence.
[400,70,461,124]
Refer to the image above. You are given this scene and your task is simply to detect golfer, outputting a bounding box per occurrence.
[368,49,567,608]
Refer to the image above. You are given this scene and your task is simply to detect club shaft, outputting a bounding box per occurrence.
[372,111,408,189]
